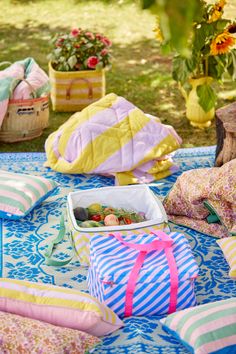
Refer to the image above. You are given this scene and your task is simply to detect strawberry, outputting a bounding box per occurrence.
[91,214,102,222]
[124,217,132,224]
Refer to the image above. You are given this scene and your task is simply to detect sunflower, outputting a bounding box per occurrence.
[153,17,164,42]
[153,26,164,42]
[227,23,236,34]
[210,31,236,55]
[208,0,226,23]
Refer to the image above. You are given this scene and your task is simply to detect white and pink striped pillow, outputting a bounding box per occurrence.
[0,170,58,219]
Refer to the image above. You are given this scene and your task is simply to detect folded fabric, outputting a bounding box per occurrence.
[217,237,236,278]
[0,278,123,336]
[161,297,236,354]
[44,93,182,185]
[0,310,100,354]
[0,169,58,220]
[163,158,236,237]
[0,57,50,128]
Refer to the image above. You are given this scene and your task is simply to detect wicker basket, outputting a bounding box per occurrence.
[0,78,49,143]
[49,62,105,112]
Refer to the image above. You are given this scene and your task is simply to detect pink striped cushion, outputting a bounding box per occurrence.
[0,169,58,219]
[0,278,123,337]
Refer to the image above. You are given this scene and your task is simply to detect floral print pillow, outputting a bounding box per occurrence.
[164,158,236,238]
[0,310,100,354]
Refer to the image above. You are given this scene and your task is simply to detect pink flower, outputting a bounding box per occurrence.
[96,33,103,40]
[71,28,80,37]
[56,38,64,47]
[101,37,112,47]
[101,48,108,56]
[85,32,95,40]
[87,56,99,69]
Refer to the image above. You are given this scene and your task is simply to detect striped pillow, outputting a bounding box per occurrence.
[0,278,123,337]
[217,237,236,278]
[0,170,58,220]
[161,298,236,354]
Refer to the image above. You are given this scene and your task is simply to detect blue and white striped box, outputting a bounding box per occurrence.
[87,231,199,318]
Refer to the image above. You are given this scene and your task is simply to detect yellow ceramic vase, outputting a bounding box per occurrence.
[185,77,215,129]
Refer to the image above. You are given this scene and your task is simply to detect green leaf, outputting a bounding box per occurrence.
[193,22,215,53]
[216,19,230,32]
[54,48,62,56]
[141,0,155,9]
[197,83,217,112]
[172,55,192,84]
[227,50,236,80]
[96,61,104,70]
[160,41,172,55]
[67,55,77,69]
[208,56,224,80]
[164,0,199,55]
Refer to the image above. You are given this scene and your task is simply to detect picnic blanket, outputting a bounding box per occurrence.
[163,158,236,238]
[45,93,182,185]
[0,57,50,128]
[1,146,236,353]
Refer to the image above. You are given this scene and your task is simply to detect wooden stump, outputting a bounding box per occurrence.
[215,102,236,166]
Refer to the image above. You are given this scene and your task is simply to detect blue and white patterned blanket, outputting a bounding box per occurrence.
[1,146,236,354]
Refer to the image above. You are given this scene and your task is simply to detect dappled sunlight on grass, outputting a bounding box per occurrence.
[0,0,235,152]
[1,0,155,45]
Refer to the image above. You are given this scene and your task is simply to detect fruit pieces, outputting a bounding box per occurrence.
[104,214,119,226]
[73,207,89,221]
[87,203,103,214]
[91,214,102,222]
[123,217,132,224]
[74,202,147,228]
[79,220,103,228]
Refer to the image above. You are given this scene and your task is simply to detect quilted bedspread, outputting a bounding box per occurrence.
[1,146,236,353]
[44,93,182,185]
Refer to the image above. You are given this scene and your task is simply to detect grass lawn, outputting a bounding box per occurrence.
[0,0,235,152]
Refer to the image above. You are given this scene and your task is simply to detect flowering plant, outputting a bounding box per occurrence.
[48,27,112,72]
[154,0,236,112]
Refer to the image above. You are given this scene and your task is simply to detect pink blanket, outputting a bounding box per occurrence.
[0,57,49,128]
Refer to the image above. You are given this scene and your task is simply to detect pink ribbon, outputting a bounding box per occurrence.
[109,230,179,317]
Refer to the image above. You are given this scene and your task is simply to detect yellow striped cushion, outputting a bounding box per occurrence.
[217,237,236,278]
[0,278,123,336]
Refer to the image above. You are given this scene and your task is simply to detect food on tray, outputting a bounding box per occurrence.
[104,214,119,226]
[73,207,89,221]
[73,203,147,228]
[79,220,102,228]
[87,203,103,214]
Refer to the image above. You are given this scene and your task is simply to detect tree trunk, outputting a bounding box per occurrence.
[215,102,236,167]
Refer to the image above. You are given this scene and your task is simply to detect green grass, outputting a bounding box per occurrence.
[0,0,235,152]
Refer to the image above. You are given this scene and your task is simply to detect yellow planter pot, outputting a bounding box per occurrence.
[185,77,215,129]
[49,62,106,112]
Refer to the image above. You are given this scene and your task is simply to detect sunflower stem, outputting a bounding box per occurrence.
[204,56,209,77]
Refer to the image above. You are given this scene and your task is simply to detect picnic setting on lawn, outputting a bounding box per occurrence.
[0,0,236,353]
